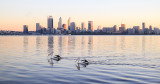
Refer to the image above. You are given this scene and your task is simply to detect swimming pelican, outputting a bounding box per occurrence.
[81,59,89,65]
[76,58,89,65]
[53,55,61,61]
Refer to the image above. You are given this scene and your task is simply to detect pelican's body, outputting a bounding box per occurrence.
[76,58,89,65]
[81,60,89,65]
[53,55,61,61]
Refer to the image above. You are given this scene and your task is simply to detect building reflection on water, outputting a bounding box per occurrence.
[120,36,125,50]
[68,36,72,55]
[23,36,28,52]
[88,36,93,55]
[75,63,89,70]
[142,36,146,56]
[58,36,62,55]
[68,36,75,55]
[36,36,41,49]
[36,36,41,56]
[34,35,157,68]
[71,36,75,50]
[48,36,54,55]
[48,36,54,66]
[81,36,85,56]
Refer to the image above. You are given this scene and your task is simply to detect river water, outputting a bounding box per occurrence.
[0,35,160,84]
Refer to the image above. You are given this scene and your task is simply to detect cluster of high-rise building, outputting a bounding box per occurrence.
[125,22,159,35]
[21,16,160,35]
[23,16,95,35]
[99,22,160,35]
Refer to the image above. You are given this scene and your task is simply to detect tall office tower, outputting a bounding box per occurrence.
[68,17,71,30]
[154,27,160,34]
[142,22,145,29]
[113,25,117,32]
[70,22,76,32]
[119,24,126,32]
[142,22,145,30]
[23,25,28,34]
[36,23,41,32]
[81,22,85,31]
[97,26,101,32]
[133,26,140,34]
[149,25,152,31]
[142,22,146,34]
[58,17,62,28]
[62,24,67,30]
[121,24,126,28]
[88,21,93,32]
[47,16,53,33]
[149,25,152,34]
[48,16,53,28]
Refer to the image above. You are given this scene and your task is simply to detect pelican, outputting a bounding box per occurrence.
[81,59,89,65]
[53,55,61,61]
[76,58,89,65]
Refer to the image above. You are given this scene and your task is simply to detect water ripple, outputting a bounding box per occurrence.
[0,36,160,84]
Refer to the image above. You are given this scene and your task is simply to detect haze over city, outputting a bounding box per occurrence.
[0,0,160,31]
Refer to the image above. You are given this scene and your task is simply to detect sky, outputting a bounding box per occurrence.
[0,0,160,31]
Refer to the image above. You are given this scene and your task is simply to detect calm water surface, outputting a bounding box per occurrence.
[0,35,160,84]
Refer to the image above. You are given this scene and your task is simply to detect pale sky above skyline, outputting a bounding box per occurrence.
[0,0,160,31]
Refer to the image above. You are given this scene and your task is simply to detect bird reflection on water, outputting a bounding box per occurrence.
[47,52,54,66]
[48,58,54,66]
[75,63,89,70]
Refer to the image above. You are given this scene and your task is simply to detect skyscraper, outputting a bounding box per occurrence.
[81,22,85,31]
[36,23,41,32]
[119,24,126,32]
[149,25,152,31]
[58,17,62,28]
[149,25,152,34]
[154,27,160,34]
[142,22,145,30]
[68,17,71,30]
[70,22,76,32]
[133,26,140,34]
[23,25,28,34]
[47,16,53,33]
[142,22,145,29]
[113,25,117,32]
[142,22,146,34]
[121,24,126,28]
[62,24,67,30]
[88,21,93,32]
[96,26,101,32]
[48,16,53,28]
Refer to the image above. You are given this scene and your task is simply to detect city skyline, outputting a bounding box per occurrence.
[0,0,160,31]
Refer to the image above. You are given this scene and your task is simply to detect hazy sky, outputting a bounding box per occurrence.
[0,0,160,31]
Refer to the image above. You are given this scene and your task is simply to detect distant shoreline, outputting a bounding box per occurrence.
[0,34,160,36]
